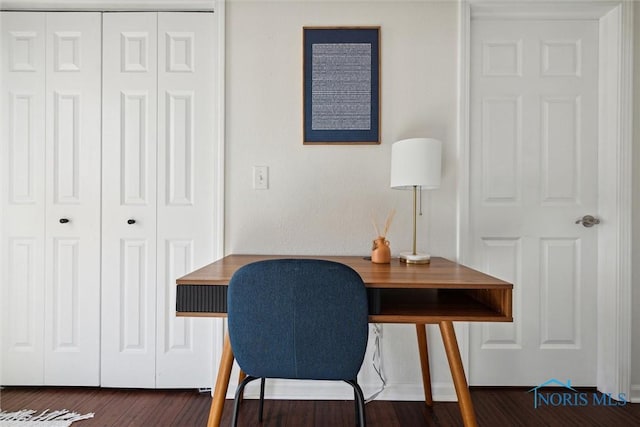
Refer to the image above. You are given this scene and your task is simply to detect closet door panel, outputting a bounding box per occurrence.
[43,12,102,386]
[155,12,215,388]
[101,12,158,388]
[1,12,47,385]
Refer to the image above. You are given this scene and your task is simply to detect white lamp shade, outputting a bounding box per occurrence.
[390,138,442,189]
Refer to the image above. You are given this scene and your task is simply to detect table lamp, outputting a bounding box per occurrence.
[390,137,442,264]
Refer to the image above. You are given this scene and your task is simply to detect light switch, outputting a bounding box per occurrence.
[253,166,268,190]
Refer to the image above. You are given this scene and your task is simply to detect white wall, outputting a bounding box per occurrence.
[225,0,459,399]
[225,1,458,259]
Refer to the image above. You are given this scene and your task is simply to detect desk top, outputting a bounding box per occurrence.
[176,255,513,322]
[177,255,512,290]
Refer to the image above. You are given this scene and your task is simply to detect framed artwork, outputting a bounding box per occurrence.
[303,27,380,145]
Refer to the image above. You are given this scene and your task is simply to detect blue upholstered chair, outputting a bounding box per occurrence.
[227,259,369,426]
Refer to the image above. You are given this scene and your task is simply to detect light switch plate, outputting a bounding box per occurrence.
[253,166,268,190]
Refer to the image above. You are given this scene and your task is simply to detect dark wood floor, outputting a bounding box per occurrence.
[1,386,639,426]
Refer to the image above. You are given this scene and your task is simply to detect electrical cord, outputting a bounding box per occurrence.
[365,323,386,403]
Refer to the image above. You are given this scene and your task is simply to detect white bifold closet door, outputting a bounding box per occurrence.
[101,12,216,388]
[1,12,102,386]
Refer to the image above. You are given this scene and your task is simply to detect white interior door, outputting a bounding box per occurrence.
[43,12,102,386]
[101,12,159,388]
[101,12,216,388]
[1,12,101,386]
[155,12,215,388]
[1,11,47,385]
[468,19,599,386]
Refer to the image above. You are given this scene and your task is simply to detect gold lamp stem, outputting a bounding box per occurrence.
[412,185,418,256]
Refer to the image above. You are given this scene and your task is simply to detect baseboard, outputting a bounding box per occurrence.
[372,382,457,402]
[226,380,457,402]
[224,377,637,403]
[631,384,640,403]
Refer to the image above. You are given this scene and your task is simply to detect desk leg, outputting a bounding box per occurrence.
[439,321,478,427]
[415,324,433,406]
[207,333,235,427]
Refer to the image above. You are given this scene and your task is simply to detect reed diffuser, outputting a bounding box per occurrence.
[371,209,395,264]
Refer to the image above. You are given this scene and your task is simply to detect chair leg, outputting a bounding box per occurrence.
[237,370,247,404]
[232,375,260,427]
[353,387,358,426]
[258,377,266,422]
[345,379,366,427]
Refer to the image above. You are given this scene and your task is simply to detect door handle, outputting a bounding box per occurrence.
[59,218,70,224]
[575,215,600,227]
[127,219,136,225]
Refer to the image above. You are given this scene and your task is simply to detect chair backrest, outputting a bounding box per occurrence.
[227,259,369,381]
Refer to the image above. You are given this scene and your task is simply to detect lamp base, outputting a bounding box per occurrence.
[399,252,431,264]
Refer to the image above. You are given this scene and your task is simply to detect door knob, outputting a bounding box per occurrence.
[59,218,70,224]
[127,219,136,224]
[575,215,600,227]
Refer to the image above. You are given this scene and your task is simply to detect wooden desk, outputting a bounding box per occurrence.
[176,255,513,427]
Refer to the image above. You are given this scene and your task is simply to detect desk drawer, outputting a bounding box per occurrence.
[177,285,382,315]
[176,285,228,313]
